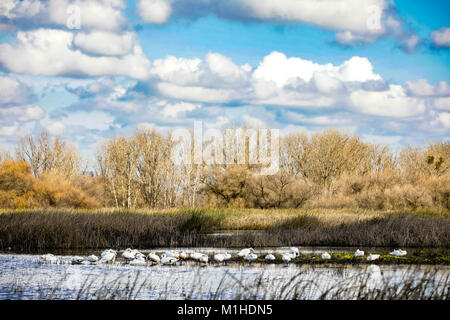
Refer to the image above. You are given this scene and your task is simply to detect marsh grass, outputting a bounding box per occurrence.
[0,208,448,250]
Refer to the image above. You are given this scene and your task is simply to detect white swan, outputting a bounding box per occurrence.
[164,250,180,259]
[199,254,209,263]
[71,256,85,265]
[147,252,161,263]
[179,251,188,259]
[223,253,232,260]
[100,249,117,263]
[244,253,258,262]
[321,252,331,260]
[367,254,380,261]
[87,255,99,263]
[290,247,299,258]
[190,252,204,261]
[122,248,142,260]
[238,248,254,257]
[282,253,291,263]
[40,253,59,264]
[130,256,147,266]
[214,253,226,262]
[389,249,407,257]
[265,254,276,261]
[161,253,179,265]
[354,249,365,257]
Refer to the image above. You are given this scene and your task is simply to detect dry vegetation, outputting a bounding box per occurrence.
[0,128,448,249]
[0,209,448,250]
[0,128,449,212]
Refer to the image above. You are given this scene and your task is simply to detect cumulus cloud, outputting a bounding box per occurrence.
[0,75,34,105]
[405,79,450,97]
[157,83,238,103]
[0,76,45,137]
[434,98,450,111]
[283,111,350,126]
[138,0,386,33]
[150,51,386,109]
[161,101,201,118]
[151,52,250,88]
[0,0,126,31]
[135,0,419,51]
[349,85,426,117]
[0,29,151,79]
[436,112,450,128]
[55,111,115,131]
[253,52,381,86]
[137,0,172,24]
[73,31,137,56]
[431,27,450,48]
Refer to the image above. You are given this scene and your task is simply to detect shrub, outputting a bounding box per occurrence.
[0,160,99,209]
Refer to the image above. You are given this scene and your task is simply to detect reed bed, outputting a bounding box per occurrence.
[0,209,448,250]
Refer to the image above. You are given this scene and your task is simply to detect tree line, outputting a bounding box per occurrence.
[0,128,448,211]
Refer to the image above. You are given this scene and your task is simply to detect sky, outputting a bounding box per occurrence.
[0,0,449,159]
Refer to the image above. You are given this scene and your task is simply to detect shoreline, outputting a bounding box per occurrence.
[2,249,449,266]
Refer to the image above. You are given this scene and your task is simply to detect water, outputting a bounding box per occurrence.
[0,250,448,300]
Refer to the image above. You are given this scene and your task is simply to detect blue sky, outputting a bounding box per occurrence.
[0,0,449,158]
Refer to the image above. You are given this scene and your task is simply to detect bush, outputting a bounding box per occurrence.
[0,160,99,209]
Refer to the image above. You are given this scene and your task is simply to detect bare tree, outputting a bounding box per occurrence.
[15,131,80,178]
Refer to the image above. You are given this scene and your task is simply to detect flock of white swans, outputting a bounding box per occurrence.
[39,247,407,266]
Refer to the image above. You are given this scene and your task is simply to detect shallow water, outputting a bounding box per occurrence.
[0,251,448,300]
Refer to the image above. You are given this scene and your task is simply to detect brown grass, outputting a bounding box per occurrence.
[0,208,448,250]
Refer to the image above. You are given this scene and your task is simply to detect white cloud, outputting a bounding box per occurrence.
[204,115,229,129]
[58,111,115,131]
[137,0,172,24]
[162,101,201,118]
[235,0,386,33]
[151,52,250,88]
[136,0,388,33]
[253,52,380,87]
[349,85,426,117]
[0,76,45,137]
[405,79,436,96]
[0,122,19,136]
[1,0,126,31]
[0,105,45,122]
[284,111,350,126]
[313,72,343,93]
[335,31,375,45]
[436,112,450,128]
[157,82,237,103]
[361,134,402,146]
[431,27,450,48]
[434,98,450,111]
[0,29,151,79]
[242,114,265,128]
[0,76,32,105]
[253,51,331,86]
[405,79,450,97]
[46,121,66,135]
[135,0,418,50]
[73,31,136,56]
[150,52,388,109]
